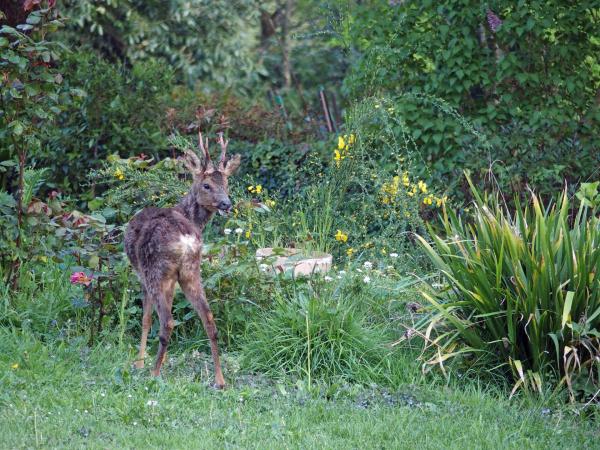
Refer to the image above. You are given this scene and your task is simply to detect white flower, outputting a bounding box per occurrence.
[235,228,243,234]
[339,270,346,275]
[356,268,363,273]
[224,228,232,235]
[337,275,343,279]
[146,400,158,407]
[259,263,269,272]
[324,276,333,282]
[386,265,394,270]
[363,276,371,284]
[390,253,399,258]
[363,261,373,269]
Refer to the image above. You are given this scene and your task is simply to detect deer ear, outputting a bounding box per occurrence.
[222,153,241,176]
[181,149,205,177]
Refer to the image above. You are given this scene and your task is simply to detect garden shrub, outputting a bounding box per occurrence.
[241,288,387,383]
[305,97,448,264]
[417,179,600,399]
[342,1,600,201]
[39,52,173,193]
[60,0,264,90]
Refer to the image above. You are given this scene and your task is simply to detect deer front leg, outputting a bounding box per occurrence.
[179,275,226,389]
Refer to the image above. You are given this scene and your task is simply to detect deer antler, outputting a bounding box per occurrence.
[198,130,211,166]
[217,132,229,170]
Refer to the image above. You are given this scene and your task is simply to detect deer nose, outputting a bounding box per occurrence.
[218,200,232,211]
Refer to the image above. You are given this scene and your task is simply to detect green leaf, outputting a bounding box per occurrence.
[88,254,100,269]
[9,121,24,136]
[561,291,574,330]
[26,14,42,25]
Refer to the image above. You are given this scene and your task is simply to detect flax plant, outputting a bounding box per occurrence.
[417,178,600,398]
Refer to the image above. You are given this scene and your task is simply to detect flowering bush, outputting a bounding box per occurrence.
[343,2,600,203]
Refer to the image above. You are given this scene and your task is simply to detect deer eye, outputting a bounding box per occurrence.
[203,183,211,190]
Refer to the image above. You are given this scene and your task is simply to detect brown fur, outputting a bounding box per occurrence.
[124,134,240,388]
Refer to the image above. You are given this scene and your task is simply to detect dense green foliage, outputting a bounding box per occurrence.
[41,53,172,191]
[417,182,600,398]
[344,1,600,199]
[61,0,264,89]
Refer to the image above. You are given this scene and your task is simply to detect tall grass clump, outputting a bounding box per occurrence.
[417,179,600,399]
[241,289,387,384]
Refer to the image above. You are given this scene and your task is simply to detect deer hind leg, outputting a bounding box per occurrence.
[179,270,226,389]
[134,285,153,369]
[150,278,176,377]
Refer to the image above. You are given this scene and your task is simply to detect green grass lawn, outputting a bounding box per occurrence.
[1,329,598,449]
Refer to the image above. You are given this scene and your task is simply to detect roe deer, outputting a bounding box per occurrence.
[124,132,241,388]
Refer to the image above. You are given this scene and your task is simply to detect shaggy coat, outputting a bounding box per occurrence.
[124,134,240,388]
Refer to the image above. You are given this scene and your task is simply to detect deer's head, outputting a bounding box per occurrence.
[181,132,241,215]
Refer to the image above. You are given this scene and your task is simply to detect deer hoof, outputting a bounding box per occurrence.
[133,360,145,369]
[150,369,161,377]
[213,382,226,390]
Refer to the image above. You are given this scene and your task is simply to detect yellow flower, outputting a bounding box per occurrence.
[11,363,19,370]
[402,172,410,187]
[338,135,346,150]
[245,230,251,238]
[265,199,276,208]
[247,185,263,194]
[346,247,355,257]
[335,229,348,243]
[423,195,433,205]
[114,167,124,180]
[436,197,443,207]
[347,134,356,145]
[334,149,343,161]
[417,180,428,193]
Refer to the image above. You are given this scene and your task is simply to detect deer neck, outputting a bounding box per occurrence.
[176,194,214,234]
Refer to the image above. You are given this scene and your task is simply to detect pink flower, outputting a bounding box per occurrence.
[70,272,93,286]
[487,10,502,33]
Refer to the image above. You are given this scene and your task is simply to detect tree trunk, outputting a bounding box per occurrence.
[281,0,293,88]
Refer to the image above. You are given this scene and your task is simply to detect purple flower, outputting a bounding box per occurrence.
[487,9,502,33]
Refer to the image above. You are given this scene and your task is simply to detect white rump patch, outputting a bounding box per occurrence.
[174,234,200,254]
